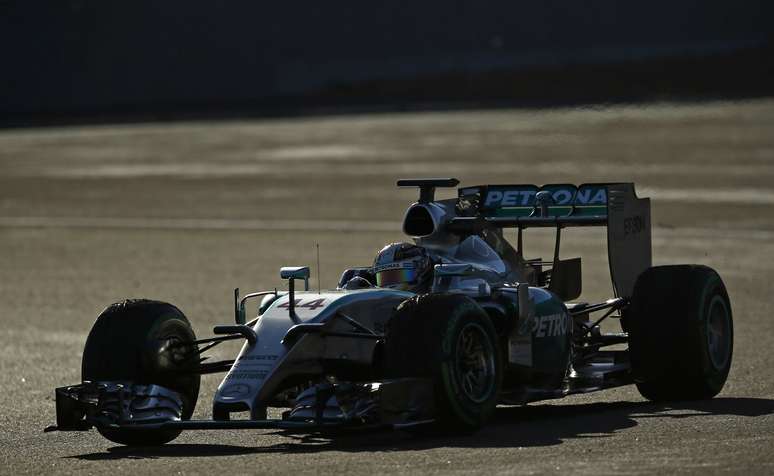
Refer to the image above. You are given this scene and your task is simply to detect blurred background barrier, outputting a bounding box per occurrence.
[2,0,773,126]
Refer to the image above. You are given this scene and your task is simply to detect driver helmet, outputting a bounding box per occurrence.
[373,242,433,291]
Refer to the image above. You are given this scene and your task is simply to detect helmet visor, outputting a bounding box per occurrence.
[375,267,418,288]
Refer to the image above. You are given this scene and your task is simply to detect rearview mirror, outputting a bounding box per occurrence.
[280,266,310,281]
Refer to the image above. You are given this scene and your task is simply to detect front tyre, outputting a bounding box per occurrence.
[384,294,502,433]
[627,265,733,401]
[82,299,201,446]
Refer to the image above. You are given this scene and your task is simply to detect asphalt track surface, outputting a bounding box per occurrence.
[2,99,774,475]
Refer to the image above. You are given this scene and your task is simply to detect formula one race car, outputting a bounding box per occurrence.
[48,178,733,445]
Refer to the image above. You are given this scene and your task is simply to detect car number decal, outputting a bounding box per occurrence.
[277,298,327,310]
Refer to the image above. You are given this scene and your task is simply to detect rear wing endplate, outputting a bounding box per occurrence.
[451,183,651,298]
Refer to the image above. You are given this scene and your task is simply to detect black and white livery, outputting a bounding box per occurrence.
[48,178,733,445]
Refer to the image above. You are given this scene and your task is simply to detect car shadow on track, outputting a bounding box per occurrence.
[69,397,774,460]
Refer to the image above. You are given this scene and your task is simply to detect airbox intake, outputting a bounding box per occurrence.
[402,203,442,238]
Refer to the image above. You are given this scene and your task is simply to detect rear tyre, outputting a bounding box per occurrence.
[627,265,733,401]
[384,294,502,433]
[82,299,201,446]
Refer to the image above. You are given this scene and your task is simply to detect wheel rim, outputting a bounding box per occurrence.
[454,322,496,404]
[706,295,731,370]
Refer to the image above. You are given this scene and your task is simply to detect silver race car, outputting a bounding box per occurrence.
[48,178,733,445]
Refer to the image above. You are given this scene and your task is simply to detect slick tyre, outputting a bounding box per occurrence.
[385,294,502,433]
[82,299,200,446]
[627,265,733,401]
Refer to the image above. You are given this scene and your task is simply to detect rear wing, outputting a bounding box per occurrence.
[450,183,651,298]
[456,183,609,226]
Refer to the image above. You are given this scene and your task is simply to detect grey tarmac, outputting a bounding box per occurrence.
[1,99,773,475]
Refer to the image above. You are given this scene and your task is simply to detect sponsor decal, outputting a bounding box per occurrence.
[234,355,278,368]
[220,383,251,398]
[485,189,538,207]
[509,291,568,365]
[623,214,645,237]
[374,262,409,271]
[574,187,607,205]
[238,354,279,362]
[483,184,607,209]
[225,371,269,380]
[531,313,569,338]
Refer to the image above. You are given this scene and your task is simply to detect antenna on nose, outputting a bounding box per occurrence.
[316,243,321,294]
